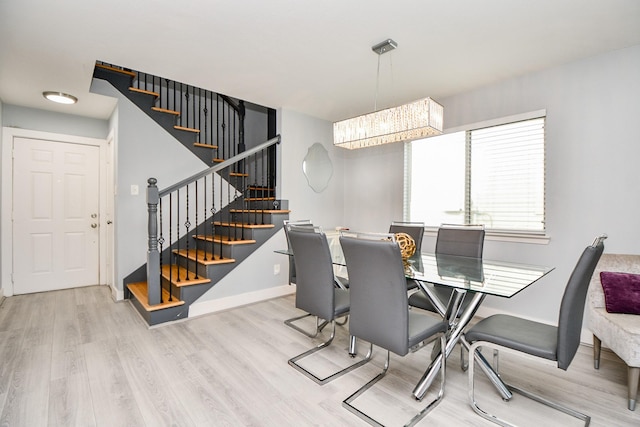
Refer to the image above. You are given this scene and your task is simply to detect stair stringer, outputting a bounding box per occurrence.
[135,210,288,326]
[92,65,213,165]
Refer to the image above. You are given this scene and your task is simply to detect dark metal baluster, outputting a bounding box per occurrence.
[158,198,165,302]
[254,152,259,225]
[202,90,208,148]
[184,184,191,280]
[196,87,200,142]
[179,83,183,126]
[219,168,224,256]
[172,80,175,114]
[262,148,267,225]
[221,101,226,160]
[211,171,217,259]
[227,170,232,242]
[176,188,181,283]
[202,176,207,261]
[184,88,190,129]
[194,179,200,273]
[169,193,174,299]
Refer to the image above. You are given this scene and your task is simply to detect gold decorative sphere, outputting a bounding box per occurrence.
[394,232,416,260]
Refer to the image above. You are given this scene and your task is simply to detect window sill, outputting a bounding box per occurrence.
[424,228,550,245]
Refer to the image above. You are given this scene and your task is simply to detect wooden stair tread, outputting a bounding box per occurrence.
[174,125,200,133]
[194,234,256,245]
[172,248,235,265]
[245,197,276,201]
[248,186,275,191]
[161,264,211,287]
[95,63,136,78]
[230,209,291,214]
[129,87,159,97]
[151,106,180,116]
[212,158,225,163]
[229,172,249,177]
[127,282,184,311]
[194,143,218,149]
[214,221,275,229]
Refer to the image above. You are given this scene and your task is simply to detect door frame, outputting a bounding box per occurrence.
[1,127,112,297]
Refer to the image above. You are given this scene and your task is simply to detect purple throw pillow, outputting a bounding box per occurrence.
[600,271,640,315]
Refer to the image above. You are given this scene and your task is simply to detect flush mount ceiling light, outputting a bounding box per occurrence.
[42,91,78,105]
[333,39,443,150]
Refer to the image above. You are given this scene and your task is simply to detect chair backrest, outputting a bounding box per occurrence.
[556,235,606,370]
[340,233,412,356]
[283,219,313,284]
[287,225,337,320]
[389,221,425,253]
[435,224,485,258]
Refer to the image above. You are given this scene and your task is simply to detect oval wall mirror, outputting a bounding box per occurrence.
[302,143,333,193]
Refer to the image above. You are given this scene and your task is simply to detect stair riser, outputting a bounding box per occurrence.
[129,295,189,326]
[247,188,275,198]
[161,276,214,305]
[213,227,258,240]
[230,212,282,224]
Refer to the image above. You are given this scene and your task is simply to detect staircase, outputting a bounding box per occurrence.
[93,62,289,326]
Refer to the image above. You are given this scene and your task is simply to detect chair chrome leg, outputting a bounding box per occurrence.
[468,341,591,426]
[288,322,372,385]
[343,334,446,427]
[336,315,349,326]
[461,344,468,371]
[284,313,335,338]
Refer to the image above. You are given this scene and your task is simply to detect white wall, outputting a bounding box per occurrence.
[279,109,346,228]
[342,44,640,325]
[90,79,207,293]
[190,108,347,311]
[2,104,109,139]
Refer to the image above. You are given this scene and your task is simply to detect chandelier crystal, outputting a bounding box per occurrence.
[333,39,444,149]
[333,97,443,149]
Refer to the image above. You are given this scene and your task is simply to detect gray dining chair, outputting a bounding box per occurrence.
[286,225,371,385]
[408,224,485,368]
[282,219,313,286]
[340,231,448,426]
[389,221,425,252]
[409,223,485,314]
[464,234,606,426]
[389,221,425,291]
[282,220,323,337]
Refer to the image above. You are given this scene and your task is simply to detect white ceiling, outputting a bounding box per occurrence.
[1,0,639,123]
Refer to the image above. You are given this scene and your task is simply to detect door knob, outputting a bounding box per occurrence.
[91,223,98,228]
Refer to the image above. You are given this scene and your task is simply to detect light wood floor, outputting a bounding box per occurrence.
[0,285,638,427]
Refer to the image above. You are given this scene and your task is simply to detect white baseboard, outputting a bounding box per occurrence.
[188,285,296,318]
[110,285,124,301]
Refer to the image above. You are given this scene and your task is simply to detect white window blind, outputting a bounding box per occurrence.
[405,115,545,234]
[469,118,545,231]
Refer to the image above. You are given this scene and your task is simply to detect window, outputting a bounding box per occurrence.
[405,114,545,234]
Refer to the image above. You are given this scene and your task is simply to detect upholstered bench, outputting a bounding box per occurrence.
[587,253,640,410]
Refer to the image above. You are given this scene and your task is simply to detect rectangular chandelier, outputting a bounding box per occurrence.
[333,97,444,150]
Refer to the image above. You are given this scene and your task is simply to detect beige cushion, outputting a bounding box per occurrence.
[588,253,640,367]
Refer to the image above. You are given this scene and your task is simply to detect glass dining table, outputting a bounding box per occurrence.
[277,229,554,401]
[404,251,553,401]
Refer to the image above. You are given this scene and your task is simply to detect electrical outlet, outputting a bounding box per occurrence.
[273,264,280,275]
[130,184,139,195]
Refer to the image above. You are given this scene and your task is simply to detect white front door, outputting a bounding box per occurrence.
[12,137,100,294]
